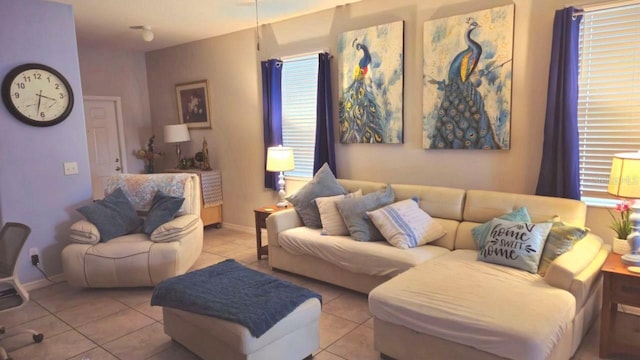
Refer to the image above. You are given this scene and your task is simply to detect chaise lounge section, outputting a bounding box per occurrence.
[266,179,608,359]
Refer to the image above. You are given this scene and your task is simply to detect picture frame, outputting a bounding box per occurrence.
[175,80,211,129]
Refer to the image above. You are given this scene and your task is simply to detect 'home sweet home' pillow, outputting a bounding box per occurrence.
[477,218,552,273]
[367,199,446,249]
[472,207,531,249]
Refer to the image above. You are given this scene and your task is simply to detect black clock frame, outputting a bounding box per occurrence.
[1,63,74,127]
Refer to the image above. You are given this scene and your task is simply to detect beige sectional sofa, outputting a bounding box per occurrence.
[266,179,608,360]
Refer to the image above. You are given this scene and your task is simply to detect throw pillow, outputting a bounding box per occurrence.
[77,187,141,242]
[478,218,553,273]
[142,191,185,235]
[336,184,394,242]
[316,190,363,236]
[285,163,346,228]
[537,221,589,276]
[367,199,446,249]
[471,207,531,249]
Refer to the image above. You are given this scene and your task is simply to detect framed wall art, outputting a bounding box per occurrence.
[175,80,211,129]
[422,4,514,150]
[338,20,404,144]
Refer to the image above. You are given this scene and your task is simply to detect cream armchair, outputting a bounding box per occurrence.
[62,173,204,288]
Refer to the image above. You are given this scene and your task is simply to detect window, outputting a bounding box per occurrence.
[281,54,319,178]
[578,3,640,200]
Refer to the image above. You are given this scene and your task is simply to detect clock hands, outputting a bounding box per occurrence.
[37,90,42,114]
[35,93,56,101]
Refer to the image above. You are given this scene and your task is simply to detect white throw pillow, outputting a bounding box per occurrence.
[477,218,552,273]
[316,190,362,235]
[366,199,446,249]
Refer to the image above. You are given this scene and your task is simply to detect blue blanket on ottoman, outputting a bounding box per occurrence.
[150,259,321,338]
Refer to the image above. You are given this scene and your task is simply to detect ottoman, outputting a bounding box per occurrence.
[163,298,320,360]
[151,260,321,360]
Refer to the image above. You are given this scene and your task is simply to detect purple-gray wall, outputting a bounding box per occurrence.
[0,0,92,283]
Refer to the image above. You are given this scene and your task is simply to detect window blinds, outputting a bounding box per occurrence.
[578,3,640,197]
[282,54,319,178]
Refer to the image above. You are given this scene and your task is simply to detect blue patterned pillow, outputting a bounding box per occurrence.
[142,191,185,234]
[336,185,394,242]
[286,163,346,228]
[472,207,531,249]
[77,187,141,242]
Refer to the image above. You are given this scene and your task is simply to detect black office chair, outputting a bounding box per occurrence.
[0,222,43,360]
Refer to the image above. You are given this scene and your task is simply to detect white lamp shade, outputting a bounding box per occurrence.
[608,151,640,198]
[141,26,154,42]
[266,146,295,172]
[164,124,191,143]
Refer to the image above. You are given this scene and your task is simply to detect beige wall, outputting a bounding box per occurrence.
[78,46,153,174]
[145,0,616,241]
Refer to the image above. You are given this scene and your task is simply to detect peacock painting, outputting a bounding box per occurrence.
[338,21,404,144]
[422,5,514,150]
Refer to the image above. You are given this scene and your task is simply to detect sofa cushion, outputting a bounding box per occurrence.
[471,207,530,249]
[316,190,362,236]
[336,185,394,241]
[77,187,142,242]
[367,199,446,249]
[69,220,101,244]
[142,191,185,234]
[537,221,589,276]
[477,218,552,274]
[286,163,346,228]
[150,214,201,242]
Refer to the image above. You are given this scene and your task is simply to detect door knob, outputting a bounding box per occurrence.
[115,166,122,171]
[115,158,120,163]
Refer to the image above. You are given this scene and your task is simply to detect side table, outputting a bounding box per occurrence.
[254,205,289,261]
[600,252,640,358]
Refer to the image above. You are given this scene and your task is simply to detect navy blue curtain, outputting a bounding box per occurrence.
[314,52,337,176]
[535,7,582,200]
[261,59,283,190]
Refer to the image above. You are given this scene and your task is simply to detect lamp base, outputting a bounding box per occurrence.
[621,254,640,266]
[276,200,289,208]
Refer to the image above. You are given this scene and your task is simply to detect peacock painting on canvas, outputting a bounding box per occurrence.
[422,5,514,150]
[338,21,404,144]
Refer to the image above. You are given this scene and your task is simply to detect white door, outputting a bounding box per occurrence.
[84,97,126,200]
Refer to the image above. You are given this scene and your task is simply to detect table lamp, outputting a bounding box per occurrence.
[164,124,191,168]
[266,146,295,208]
[608,151,640,266]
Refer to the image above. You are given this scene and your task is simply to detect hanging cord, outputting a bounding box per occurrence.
[255,0,260,51]
[35,263,54,282]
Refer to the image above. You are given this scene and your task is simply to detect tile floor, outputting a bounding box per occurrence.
[0,227,611,359]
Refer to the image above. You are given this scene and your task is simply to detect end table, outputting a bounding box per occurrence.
[600,252,640,358]
[254,205,289,260]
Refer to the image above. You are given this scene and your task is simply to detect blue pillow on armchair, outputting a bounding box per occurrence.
[77,187,141,242]
[142,191,185,234]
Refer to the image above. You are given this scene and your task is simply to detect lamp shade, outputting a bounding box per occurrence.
[266,146,295,172]
[164,124,191,143]
[608,152,640,198]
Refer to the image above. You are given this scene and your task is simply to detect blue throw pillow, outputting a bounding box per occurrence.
[336,184,395,242]
[77,187,141,242]
[142,191,185,234]
[471,207,531,249]
[286,163,346,228]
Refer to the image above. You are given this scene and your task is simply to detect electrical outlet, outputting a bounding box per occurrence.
[63,162,79,175]
[29,248,40,266]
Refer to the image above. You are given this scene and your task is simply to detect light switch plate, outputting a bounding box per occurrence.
[64,162,79,175]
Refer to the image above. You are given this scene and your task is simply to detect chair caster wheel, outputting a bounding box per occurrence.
[33,333,44,343]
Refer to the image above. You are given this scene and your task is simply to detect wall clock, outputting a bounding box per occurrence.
[1,63,74,127]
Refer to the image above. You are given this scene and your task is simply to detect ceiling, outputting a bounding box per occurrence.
[53,0,362,52]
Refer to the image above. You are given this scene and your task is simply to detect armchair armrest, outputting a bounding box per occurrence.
[266,209,303,248]
[150,214,202,243]
[69,220,100,244]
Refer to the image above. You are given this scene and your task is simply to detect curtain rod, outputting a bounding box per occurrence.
[280,50,329,61]
[571,0,640,15]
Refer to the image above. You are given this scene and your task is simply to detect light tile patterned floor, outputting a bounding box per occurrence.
[0,227,607,359]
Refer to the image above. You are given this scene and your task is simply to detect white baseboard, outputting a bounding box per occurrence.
[23,273,65,291]
[220,222,254,234]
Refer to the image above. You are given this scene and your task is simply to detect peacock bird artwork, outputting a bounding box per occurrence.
[422,5,514,150]
[338,21,404,144]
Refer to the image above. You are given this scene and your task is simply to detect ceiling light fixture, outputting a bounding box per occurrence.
[129,25,154,42]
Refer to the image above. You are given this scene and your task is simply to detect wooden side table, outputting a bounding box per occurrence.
[254,205,289,260]
[600,252,640,358]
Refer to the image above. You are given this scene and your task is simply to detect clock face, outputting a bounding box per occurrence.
[1,63,74,127]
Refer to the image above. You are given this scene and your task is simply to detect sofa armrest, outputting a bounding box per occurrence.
[150,214,202,243]
[544,233,608,305]
[266,208,302,248]
[69,220,100,244]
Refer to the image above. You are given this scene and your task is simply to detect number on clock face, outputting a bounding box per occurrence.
[10,69,70,122]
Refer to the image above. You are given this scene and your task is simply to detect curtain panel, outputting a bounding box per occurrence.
[314,52,337,176]
[261,59,283,190]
